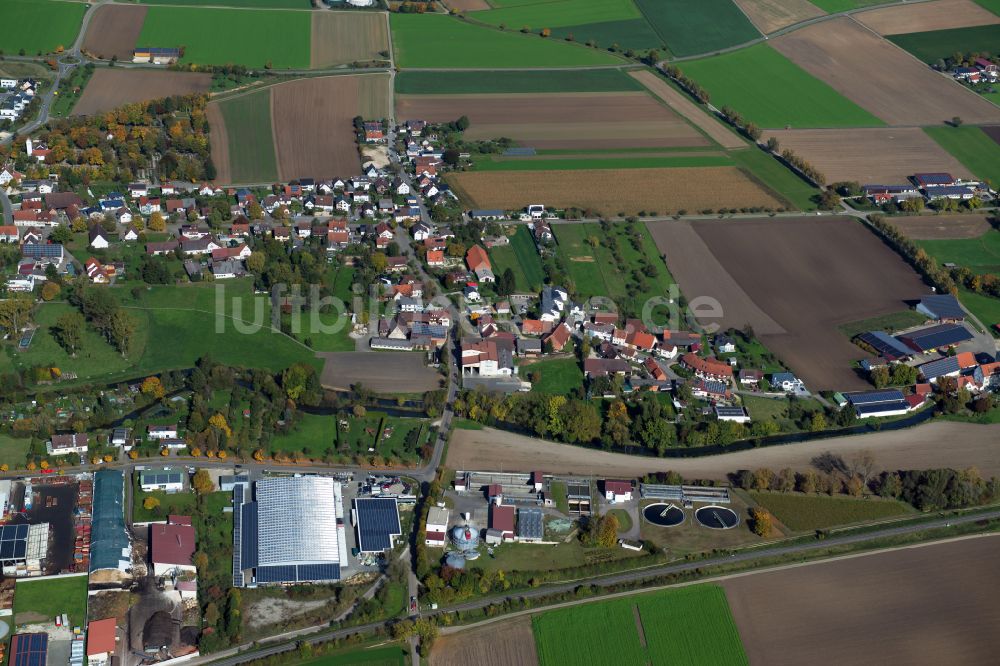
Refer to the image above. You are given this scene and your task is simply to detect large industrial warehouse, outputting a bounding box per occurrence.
[232,476,348,587]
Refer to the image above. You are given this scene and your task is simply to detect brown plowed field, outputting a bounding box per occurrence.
[649,216,927,390]
[431,617,538,666]
[732,0,825,34]
[447,167,783,215]
[855,0,1000,35]
[446,421,1000,478]
[81,4,147,61]
[310,12,389,68]
[771,18,1000,126]
[72,69,211,116]
[271,74,390,180]
[892,214,992,240]
[764,128,969,183]
[982,125,1000,146]
[317,351,441,393]
[395,92,709,149]
[724,536,1000,666]
[205,102,231,185]
[630,70,747,149]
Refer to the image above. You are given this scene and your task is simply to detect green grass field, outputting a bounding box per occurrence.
[300,645,407,666]
[0,0,86,55]
[925,126,1000,187]
[138,6,311,68]
[390,14,623,68]
[917,230,1000,275]
[473,0,641,30]
[838,310,927,338]
[889,25,1000,64]
[271,412,337,455]
[550,19,662,50]
[680,44,884,128]
[216,89,279,183]
[740,394,788,422]
[394,69,643,94]
[471,154,734,171]
[139,0,309,6]
[975,0,1000,15]
[730,148,818,210]
[488,226,545,291]
[959,287,1000,331]
[14,575,88,627]
[133,484,197,522]
[0,434,32,468]
[635,0,759,57]
[533,585,747,665]
[808,0,887,10]
[749,491,912,531]
[525,357,583,394]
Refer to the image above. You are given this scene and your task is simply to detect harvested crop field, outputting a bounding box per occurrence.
[629,70,746,149]
[448,167,783,215]
[723,536,1000,666]
[732,0,825,34]
[855,0,1000,35]
[893,214,993,240]
[771,18,1000,125]
[205,102,231,185]
[431,617,538,666]
[71,69,211,116]
[446,421,1000,479]
[649,216,927,390]
[982,125,1000,146]
[310,12,389,68]
[395,92,708,150]
[82,4,147,60]
[317,351,441,393]
[764,127,969,183]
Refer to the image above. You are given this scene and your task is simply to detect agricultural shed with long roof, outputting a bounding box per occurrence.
[90,470,131,573]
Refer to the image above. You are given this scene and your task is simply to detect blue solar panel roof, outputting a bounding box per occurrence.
[855,400,910,415]
[240,503,258,570]
[355,498,401,553]
[857,331,913,360]
[11,633,47,666]
[846,389,906,405]
[898,324,973,352]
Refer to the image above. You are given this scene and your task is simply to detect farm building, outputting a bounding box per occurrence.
[425,506,450,548]
[132,47,181,65]
[353,497,402,554]
[9,634,47,666]
[233,477,347,587]
[150,516,196,576]
[917,352,979,383]
[715,405,751,423]
[916,294,965,322]
[912,173,956,188]
[91,470,131,575]
[896,323,973,353]
[856,331,914,363]
[488,504,515,542]
[86,618,118,666]
[845,389,911,418]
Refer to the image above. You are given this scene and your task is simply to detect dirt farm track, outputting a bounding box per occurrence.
[446,421,1000,479]
[724,535,1000,665]
[71,70,212,117]
[648,216,926,391]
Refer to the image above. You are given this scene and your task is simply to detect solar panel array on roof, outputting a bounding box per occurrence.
[845,389,906,405]
[10,633,47,666]
[917,294,964,320]
[354,498,401,553]
[855,400,909,416]
[918,356,960,381]
[240,503,258,570]
[897,324,973,352]
[140,471,182,486]
[714,406,748,417]
[857,331,913,361]
[21,243,63,258]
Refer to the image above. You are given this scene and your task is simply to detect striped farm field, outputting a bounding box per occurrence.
[310,12,389,68]
[389,13,623,68]
[732,0,825,34]
[855,0,999,36]
[924,125,1000,186]
[447,166,785,215]
[889,24,1000,63]
[635,0,760,57]
[679,44,883,128]
[394,69,645,94]
[212,88,278,184]
[0,0,87,55]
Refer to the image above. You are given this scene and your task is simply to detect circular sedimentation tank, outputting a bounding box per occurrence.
[642,503,685,527]
[695,505,739,529]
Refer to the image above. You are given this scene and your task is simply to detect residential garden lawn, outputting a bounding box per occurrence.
[959,288,1000,332]
[488,226,544,291]
[395,69,644,94]
[299,644,407,666]
[471,154,734,171]
[377,416,428,461]
[473,0,641,29]
[270,412,337,455]
[730,148,819,210]
[0,434,32,468]
[216,89,279,183]
[917,230,1000,274]
[132,484,197,523]
[740,394,788,421]
[925,126,1000,187]
[532,585,747,665]
[554,222,675,318]
[138,6,311,68]
[0,0,86,55]
[389,14,623,68]
[14,575,88,627]
[680,44,885,128]
[838,309,928,338]
[634,0,759,57]
[524,357,583,394]
[194,492,234,585]
[327,265,356,303]
[749,491,913,531]
[889,25,1000,64]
